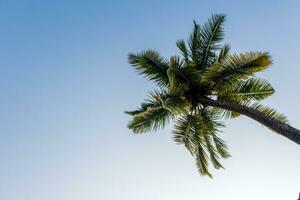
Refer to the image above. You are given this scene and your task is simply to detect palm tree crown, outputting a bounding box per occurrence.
[125,14,294,177]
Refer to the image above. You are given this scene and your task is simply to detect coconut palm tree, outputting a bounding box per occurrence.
[125,14,300,177]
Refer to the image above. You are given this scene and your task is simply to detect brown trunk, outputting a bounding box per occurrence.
[199,97,300,145]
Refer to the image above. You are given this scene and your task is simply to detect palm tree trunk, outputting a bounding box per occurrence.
[199,97,300,145]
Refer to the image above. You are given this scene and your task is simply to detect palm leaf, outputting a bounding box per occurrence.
[176,39,190,63]
[126,90,191,133]
[212,133,231,158]
[217,44,230,62]
[126,91,171,133]
[203,133,224,169]
[198,14,226,69]
[127,107,171,134]
[128,50,169,87]
[202,52,272,86]
[173,107,228,177]
[196,145,212,178]
[216,77,275,103]
[212,107,241,119]
[167,56,184,92]
[173,114,197,155]
[151,89,191,115]
[188,21,201,65]
[196,108,226,171]
[250,103,288,123]
[174,117,213,177]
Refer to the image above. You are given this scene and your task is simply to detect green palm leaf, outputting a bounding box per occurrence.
[250,103,288,123]
[127,107,171,134]
[196,145,212,177]
[199,14,226,69]
[176,39,190,63]
[203,133,223,169]
[217,77,275,102]
[173,114,197,155]
[126,90,191,133]
[212,133,230,158]
[212,107,241,119]
[202,52,272,86]
[173,107,228,177]
[188,21,201,65]
[217,44,230,62]
[167,56,184,92]
[194,108,227,174]
[128,50,170,87]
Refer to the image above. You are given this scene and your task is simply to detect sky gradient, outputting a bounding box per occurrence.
[0,1,300,200]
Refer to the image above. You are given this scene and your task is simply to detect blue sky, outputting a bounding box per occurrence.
[0,1,300,200]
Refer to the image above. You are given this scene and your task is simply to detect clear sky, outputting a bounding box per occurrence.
[0,0,300,200]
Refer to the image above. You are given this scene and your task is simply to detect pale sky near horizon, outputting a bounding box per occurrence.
[0,1,300,200]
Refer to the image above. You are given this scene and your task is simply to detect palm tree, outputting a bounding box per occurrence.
[125,14,300,177]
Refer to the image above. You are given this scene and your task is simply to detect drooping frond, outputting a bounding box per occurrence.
[173,114,197,154]
[202,52,272,86]
[198,14,226,69]
[212,133,230,158]
[196,107,229,177]
[196,145,212,177]
[128,50,169,87]
[173,107,228,177]
[203,133,223,169]
[249,103,288,123]
[194,108,227,172]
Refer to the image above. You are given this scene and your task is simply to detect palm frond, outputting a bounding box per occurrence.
[198,14,226,69]
[166,56,199,92]
[250,103,288,123]
[203,133,223,169]
[212,107,241,119]
[195,108,226,171]
[202,52,272,86]
[212,133,231,158]
[127,107,171,134]
[196,145,212,178]
[167,56,183,92]
[150,89,191,115]
[216,77,275,103]
[217,44,230,62]
[125,95,161,116]
[173,107,228,177]
[188,21,201,65]
[128,50,169,87]
[173,114,197,154]
[194,108,229,177]
[126,90,170,133]
[126,90,191,133]
[176,39,190,62]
